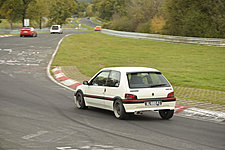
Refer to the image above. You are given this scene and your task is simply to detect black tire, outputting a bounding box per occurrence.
[35,33,37,37]
[20,35,22,37]
[113,99,126,119]
[159,110,174,120]
[75,91,87,109]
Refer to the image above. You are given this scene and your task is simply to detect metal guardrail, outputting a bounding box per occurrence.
[101,29,225,47]
[0,28,50,34]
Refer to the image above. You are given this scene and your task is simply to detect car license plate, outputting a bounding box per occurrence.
[145,101,162,106]
[24,31,27,33]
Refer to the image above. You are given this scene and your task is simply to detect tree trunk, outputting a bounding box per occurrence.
[22,12,25,27]
[10,15,13,30]
[39,17,42,29]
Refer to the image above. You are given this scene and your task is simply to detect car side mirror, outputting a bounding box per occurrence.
[83,81,89,85]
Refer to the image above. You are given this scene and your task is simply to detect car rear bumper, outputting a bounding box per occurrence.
[123,101,176,113]
[50,30,62,33]
[20,33,33,36]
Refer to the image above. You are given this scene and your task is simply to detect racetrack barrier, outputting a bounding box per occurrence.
[101,29,225,47]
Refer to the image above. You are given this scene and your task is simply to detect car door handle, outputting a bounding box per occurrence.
[104,88,106,92]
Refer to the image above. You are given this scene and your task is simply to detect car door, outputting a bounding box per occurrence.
[85,71,110,108]
[104,71,121,110]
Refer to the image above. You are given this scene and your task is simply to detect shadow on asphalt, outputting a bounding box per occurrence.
[73,106,165,121]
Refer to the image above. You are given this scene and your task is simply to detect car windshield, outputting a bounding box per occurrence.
[52,26,59,30]
[127,72,171,88]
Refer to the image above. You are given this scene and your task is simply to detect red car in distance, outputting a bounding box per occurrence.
[20,27,37,37]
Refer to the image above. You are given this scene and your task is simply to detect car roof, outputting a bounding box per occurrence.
[101,67,160,73]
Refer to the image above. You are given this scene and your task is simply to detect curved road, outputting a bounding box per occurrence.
[0,32,225,150]
[79,18,100,27]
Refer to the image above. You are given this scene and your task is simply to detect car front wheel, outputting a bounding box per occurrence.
[75,91,87,109]
[113,99,126,119]
[159,110,174,120]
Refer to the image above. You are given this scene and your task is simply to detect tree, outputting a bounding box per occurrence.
[27,0,49,29]
[164,0,225,38]
[86,4,94,17]
[21,0,34,27]
[127,0,163,31]
[91,0,127,20]
[48,0,78,25]
[0,0,23,29]
[76,1,89,17]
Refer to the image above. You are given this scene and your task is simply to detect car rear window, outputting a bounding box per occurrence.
[22,28,31,30]
[52,26,59,30]
[127,72,171,88]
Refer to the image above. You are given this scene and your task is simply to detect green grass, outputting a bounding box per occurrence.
[52,32,225,92]
[90,17,103,26]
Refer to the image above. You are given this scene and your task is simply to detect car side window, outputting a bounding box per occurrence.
[106,71,121,87]
[90,71,110,86]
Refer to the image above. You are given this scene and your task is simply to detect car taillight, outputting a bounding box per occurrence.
[167,92,174,98]
[125,94,137,100]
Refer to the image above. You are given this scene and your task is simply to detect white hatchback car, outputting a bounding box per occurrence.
[74,67,176,119]
[50,25,63,34]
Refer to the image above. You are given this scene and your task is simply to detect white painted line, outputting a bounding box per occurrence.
[46,34,75,92]
[3,49,12,53]
[0,35,13,38]
[56,147,72,150]
[22,131,48,140]
[25,63,39,66]
[6,60,19,63]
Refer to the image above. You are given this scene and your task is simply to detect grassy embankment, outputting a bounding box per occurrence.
[90,17,103,26]
[52,32,225,105]
[0,19,22,29]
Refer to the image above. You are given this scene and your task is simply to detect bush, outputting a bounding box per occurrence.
[135,22,150,33]
[102,21,112,29]
[150,16,165,34]
[110,14,131,31]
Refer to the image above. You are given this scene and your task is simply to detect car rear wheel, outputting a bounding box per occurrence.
[113,99,126,119]
[75,91,87,109]
[159,110,174,120]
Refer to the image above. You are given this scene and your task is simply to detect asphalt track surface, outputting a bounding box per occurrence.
[0,32,225,150]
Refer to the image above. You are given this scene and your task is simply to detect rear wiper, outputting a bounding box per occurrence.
[150,84,167,87]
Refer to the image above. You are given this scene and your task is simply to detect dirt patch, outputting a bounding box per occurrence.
[61,66,90,82]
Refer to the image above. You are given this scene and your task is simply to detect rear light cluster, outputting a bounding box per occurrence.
[167,92,174,98]
[125,94,137,100]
